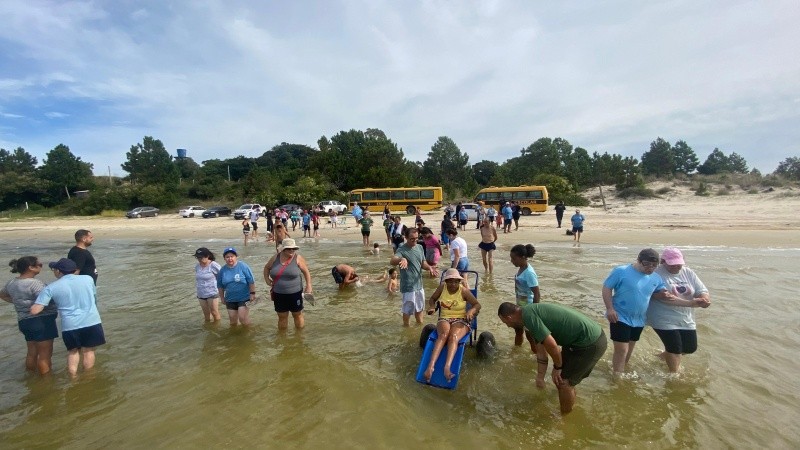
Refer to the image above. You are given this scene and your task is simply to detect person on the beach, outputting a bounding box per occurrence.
[415,209,424,227]
[352,202,363,222]
[273,223,289,252]
[440,213,453,249]
[374,267,399,293]
[68,229,97,284]
[264,238,313,330]
[475,203,484,229]
[302,210,312,238]
[478,217,498,273]
[312,210,321,238]
[389,216,407,253]
[217,247,256,327]
[486,204,497,226]
[498,302,607,414]
[512,201,522,231]
[420,227,442,267]
[193,247,221,322]
[383,204,390,220]
[495,205,503,228]
[359,211,374,247]
[647,247,711,373]
[571,209,585,242]
[555,201,566,228]
[290,208,300,231]
[331,264,360,289]
[31,258,106,376]
[383,214,393,246]
[249,207,260,240]
[371,242,381,255]
[422,268,480,383]
[390,227,439,326]
[265,207,274,234]
[241,218,251,246]
[510,244,542,378]
[602,248,678,376]
[457,207,468,231]
[329,209,338,228]
[1,256,56,375]
[445,228,469,271]
[501,202,513,233]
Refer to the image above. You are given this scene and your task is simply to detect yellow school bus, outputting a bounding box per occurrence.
[348,187,443,215]
[474,185,549,215]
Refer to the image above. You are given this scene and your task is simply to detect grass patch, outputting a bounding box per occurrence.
[655,187,671,195]
[100,210,126,218]
[617,186,656,199]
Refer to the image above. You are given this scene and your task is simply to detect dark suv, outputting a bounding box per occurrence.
[202,206,232,218]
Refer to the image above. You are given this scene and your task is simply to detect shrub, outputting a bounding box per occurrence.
[617,186,656,199]
[655,187,671,195]
[694,182,710,196]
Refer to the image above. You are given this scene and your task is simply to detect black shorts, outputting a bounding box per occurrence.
[225,300,247,310]
[609,322,644,342]
[654,328,698,354]
[273,291,303,313]
[62,323,106,350]
[18,315,59,341]
[361,230,370,237]
[459,219,467,226]
[478,241,496,251]
[572,226,584,233]
[251,221,258,230]
[303,225,310,231]
[562,330,608,386]
[331,267,344,284]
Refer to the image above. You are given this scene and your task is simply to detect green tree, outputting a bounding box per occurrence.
[641,137,674,177]
[672,140,699,174]
[521,137,563,179]
[422,136,472,198]
[121,136,180,185]
[472,160,499,186]
[728,152,749,173]
[174,157,200,181]
[0,147,38,174]
[616,156,644,190]
[532,174,573,204]
[590,151,627,186]
[563,146,593,190]
[774,157,800,180]
[697,148,730,175]
[39,144,95,204]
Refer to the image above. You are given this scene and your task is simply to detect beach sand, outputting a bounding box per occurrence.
[2,182,799,248]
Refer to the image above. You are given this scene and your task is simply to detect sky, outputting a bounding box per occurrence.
[1,0,798,176]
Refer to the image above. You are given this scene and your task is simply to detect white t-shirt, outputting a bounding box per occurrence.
[646,265,708,330]
[448,237,468,261]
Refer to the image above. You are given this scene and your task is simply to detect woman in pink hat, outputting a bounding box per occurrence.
[647,247,711,373]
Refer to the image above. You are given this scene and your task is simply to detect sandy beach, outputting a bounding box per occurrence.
[1,182,799,248]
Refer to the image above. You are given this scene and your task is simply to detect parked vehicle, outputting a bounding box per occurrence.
[126,206,160,218]
[233,203,263,220]
[202,206,232,218]
[451,203,480,221]
[179,206,206,218]
[279,204,302,212]
[317,200,347,214]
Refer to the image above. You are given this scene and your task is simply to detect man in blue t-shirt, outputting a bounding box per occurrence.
[602,248,678,375]
[31,258,105,376]
[570,209,585,242]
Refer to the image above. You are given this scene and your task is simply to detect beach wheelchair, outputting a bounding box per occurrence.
[415,270,496,389]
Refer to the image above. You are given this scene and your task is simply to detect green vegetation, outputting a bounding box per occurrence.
[2,134,800,216]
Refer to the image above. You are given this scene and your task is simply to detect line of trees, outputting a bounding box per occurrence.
[2,130,798,215]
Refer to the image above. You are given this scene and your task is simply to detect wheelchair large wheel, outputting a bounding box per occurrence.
[419,324,436,348]
[476,331,496,359]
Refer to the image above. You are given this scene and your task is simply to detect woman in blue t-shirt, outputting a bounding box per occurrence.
[217,247,256,327]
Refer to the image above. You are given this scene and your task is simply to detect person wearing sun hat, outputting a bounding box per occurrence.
[30,258,105,376]
[217,247,256,327]
[422,268,480,383]
[264,238,313,330]
[602,248,681,376]
[647,247,711,373]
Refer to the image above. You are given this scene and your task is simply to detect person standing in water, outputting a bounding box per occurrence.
[68,229,98,284]
[478,217,497,274]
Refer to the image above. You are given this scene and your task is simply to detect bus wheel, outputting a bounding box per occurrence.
[406,205,416,215]
[476,331,496,359]
[522,207,532,216]
[420,324,436,348]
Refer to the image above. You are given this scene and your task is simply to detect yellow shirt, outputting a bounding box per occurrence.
[439,286,467,319]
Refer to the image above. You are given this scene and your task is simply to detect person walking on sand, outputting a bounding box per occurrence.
[390,228,439,326]
[512,201,522,231]
[241,218,251,246]
[501,202,513,233]
[273,223,290,252]
[31,258,106,376]
[602,248,679,376]
[555,201,566,228]
[478,218,497,273]
[571,209,585,242]
[498,302,607,414]
[68,229,98,285]
[249,207,260,240]
[486,204,497,227]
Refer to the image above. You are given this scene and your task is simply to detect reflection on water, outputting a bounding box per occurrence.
[1,237,799,447]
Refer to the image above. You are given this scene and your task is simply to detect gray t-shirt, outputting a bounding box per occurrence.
[2,278,55,321]
[647,265,708,330]
[395,244,425,293]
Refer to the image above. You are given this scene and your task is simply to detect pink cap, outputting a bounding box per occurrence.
[661,247,685,265]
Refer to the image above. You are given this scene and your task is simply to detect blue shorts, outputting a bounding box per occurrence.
[455,257,469,271]
[572,226,584,233]
[62,323,106,350]
[440,233,450,245]
[609,321,643,342]
[19,315,59,342]
[504,218,512,226]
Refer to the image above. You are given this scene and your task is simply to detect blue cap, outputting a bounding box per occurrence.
[223,247,237,256]
[49,258,78,273]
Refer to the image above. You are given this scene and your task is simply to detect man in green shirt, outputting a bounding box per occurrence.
[498,302,607,414]
[390,228,439,326]
[358,212,374,247]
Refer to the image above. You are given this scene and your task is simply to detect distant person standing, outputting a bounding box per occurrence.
[193,248,221,322]
[501,202,513,233]
[249,207,260,240]
[241,218,251,246]
[359,212,374,247]
[31,258,106,376]
[217,248,256,327]
[446,228,469,271]
[554,201,566,228]
[486,204,497,226]
[68,229,97,284]
[478,218,497,273]
[302,210,312,238]
[352,202,363,222]
[511,201,522,231]
[571,209,585,242]
[265,208,274,234]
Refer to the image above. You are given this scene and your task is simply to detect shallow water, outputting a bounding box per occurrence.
[1,236,799,448]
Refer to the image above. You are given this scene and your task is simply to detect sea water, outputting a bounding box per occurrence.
[1,237,799,448]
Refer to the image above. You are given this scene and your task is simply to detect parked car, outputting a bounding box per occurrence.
[233,203,263,220]
[202,206,232,218]
[451,203,480,221]
[317,200,347,214]
[179,206,206,218]
[279,204,302,212]
[126,206,160,218]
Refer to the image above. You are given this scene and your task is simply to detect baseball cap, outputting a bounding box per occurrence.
[223,247,237,256]
[661,247,685,265]
[49,258,78,274]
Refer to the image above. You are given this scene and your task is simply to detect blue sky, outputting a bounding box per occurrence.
[1,0,798,176]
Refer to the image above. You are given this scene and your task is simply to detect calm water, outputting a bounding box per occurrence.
[1,234,799,449]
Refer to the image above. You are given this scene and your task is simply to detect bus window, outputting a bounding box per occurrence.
[406,190,419,199]
[377,191,390,201]
[363,191,376,201]
[486,192,499,201]
[420,190,434,199]
[475,193,486,201]
[391,190,404,200]
[350,193,361,202]
[512,191,529,200]
[530,190,543,199]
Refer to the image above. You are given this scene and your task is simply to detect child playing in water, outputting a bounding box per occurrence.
[374,268,399,293]
[371,242,381,255]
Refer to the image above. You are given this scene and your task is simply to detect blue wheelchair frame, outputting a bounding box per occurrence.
[415,270,481,389]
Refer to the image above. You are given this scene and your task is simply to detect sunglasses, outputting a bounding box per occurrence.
[639,260,659,268]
